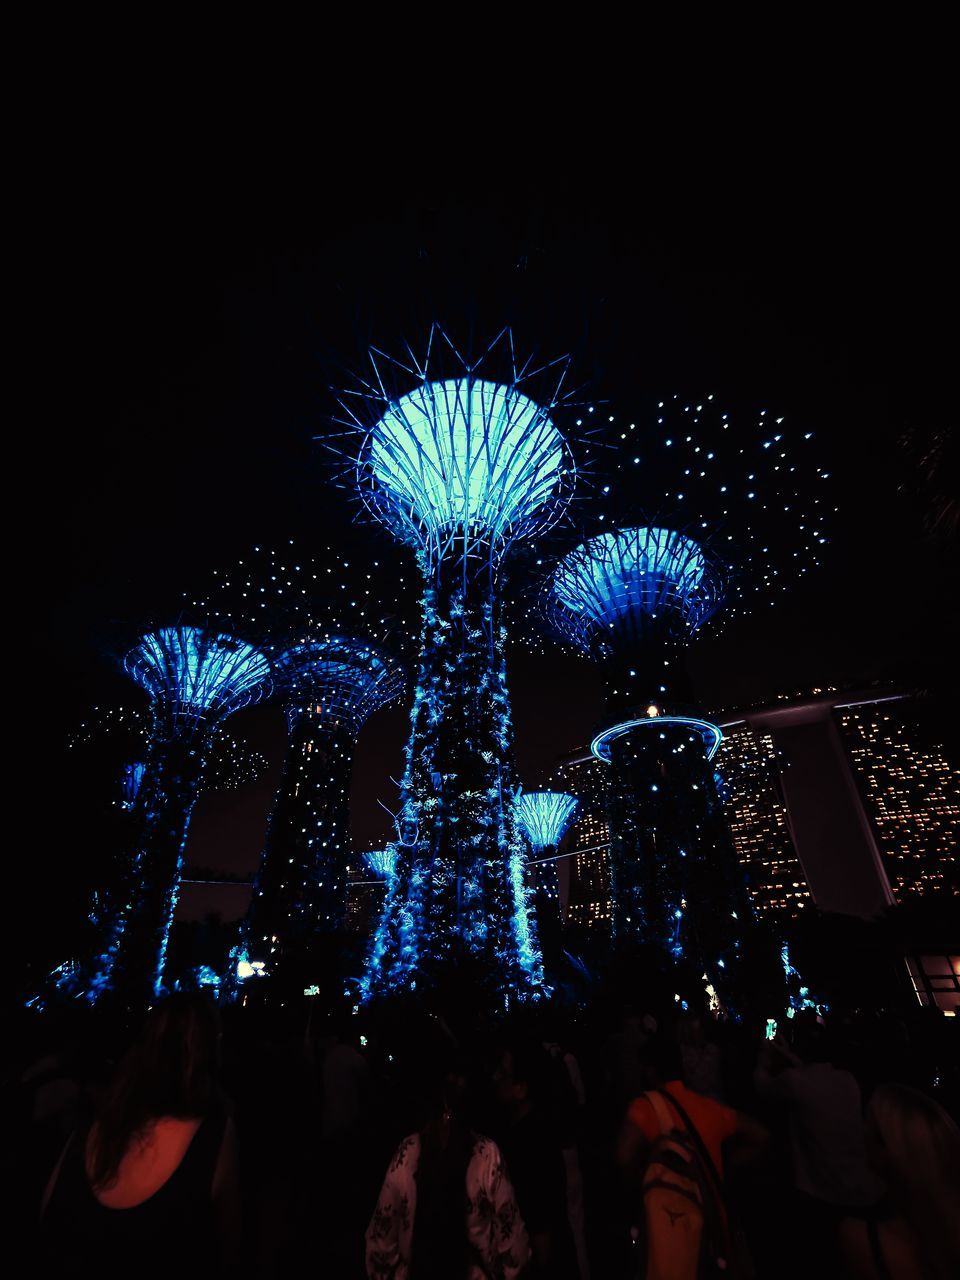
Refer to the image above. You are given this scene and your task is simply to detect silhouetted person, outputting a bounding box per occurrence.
[38,994,240,1279]
[839,1083,960,1280]
[754,1015,882,1274]
[366,1032,528,1279]
[493,1037,577,1278]
[617,1031,767,1278]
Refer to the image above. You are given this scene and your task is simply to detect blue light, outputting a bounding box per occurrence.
[364,848,398,881]
[549,527,722,653]
[273,636,404,735]
[125,627,271,722]
[363,378,568,556]
[514,791,579,852]
[591,716,723,763]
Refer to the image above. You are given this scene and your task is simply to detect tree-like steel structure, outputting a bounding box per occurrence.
[333,326,577,1001]
[191,543,408,989]
[539,396,831,1004]
[514,790,579,965]
[91,626,271,1006]
[243,636,403,978]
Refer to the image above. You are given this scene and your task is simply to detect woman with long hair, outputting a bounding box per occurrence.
[839,1082,960,1279]
[39,993,240,1278]
[366,1028,529,1280]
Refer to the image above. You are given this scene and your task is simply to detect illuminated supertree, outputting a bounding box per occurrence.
[333,326,578,1001]
[191,543,408,985]
[539,396,831,1000]
[91,626,271,1005]
[243,635,404,976]
[514,790,579,964]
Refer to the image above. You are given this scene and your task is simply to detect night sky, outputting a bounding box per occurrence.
[22,165,956,951]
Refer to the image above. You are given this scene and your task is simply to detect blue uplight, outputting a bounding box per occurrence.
[364,378,568,556]
[514,791,579,852]
[591,715,723,763]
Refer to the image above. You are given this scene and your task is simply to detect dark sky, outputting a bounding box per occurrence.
[22,162,956,933]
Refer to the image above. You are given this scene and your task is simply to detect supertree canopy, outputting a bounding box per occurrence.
[514,791,579,959]
[91,626,271,1006]
[333,326,578,1001]
[536,396,831,1004]
[190,542,408,986]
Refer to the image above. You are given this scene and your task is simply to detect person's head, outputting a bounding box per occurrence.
[647,1034,685,1086]
[866,1083,960,1278]
[493,1037,549,1115]
[89,993,221,1189]
[790,1012,834,1064]
[677,1012,707,1048]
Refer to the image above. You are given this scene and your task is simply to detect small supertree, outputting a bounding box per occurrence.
[514,790,579,965]
[91,626,271,1006]
[539,397,831,1003]
[332,326,578,1001]
[243,635,404,977]
[191,542,409,988]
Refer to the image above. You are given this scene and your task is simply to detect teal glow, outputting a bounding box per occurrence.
[552,527,711,646]
[366,378,566,552]
[125,626,271,718]
[364,848,398,881]
[275,637,404,735]
[514,791,579,852]
[591,715,723,763]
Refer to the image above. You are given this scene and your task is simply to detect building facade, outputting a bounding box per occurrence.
[837,704,958,900]
[558,690,957,931]
[712,724,811,923]
[549,750,612,932]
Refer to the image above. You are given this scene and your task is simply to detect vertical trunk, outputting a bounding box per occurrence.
[364,557,542,999]
[94,726,209,1006]
[246,710,355,971]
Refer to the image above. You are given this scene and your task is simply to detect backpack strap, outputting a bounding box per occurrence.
[657,1088,725,1205]
[39,1128,76,1222]
[645,1089,675,1138]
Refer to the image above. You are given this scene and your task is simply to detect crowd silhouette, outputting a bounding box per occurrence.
[10,979,959,1279]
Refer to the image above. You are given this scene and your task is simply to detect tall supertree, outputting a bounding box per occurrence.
[538,396,831,1001]
[91,626,271,1005]
[191,543,409,986]
[333,326,578,1001]
[514,790,579,964]
[243,636,404,976]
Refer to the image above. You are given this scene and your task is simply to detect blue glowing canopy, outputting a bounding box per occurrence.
[514,790,579,853]
[549,526,721,653]
[274,636,404,735]
[363,377,569,556]
[124,626,271,725]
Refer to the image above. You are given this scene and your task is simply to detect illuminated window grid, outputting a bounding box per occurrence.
[714,726,810,922]
[839,709,959,900]
[550,751,613,928]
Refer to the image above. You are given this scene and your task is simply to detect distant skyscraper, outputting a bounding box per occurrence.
[837,705,958,900]
[712,725,811,923]
[549,750,612,931]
